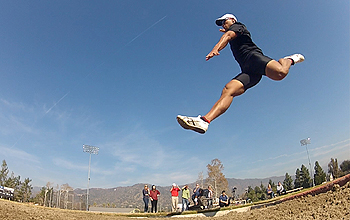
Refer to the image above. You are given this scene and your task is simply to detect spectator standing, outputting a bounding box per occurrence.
[267,184,275,198]
[276,181,286,196]
[181,185,190,212]
[142,185,150,213]
[149,185,160,213]
[170,183,180,212]
[219,190,229,207]
[207,185,213,208]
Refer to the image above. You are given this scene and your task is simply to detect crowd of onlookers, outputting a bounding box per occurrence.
[141,183,233,213]
[142,181,288,213]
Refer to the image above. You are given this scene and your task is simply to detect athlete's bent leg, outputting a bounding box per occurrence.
[203,79,245,122]
[265,58,292,81]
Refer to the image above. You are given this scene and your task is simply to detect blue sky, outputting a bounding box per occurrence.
[0,0,349,189]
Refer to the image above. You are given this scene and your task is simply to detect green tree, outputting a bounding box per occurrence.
[0,160,9,186]
[205,159,228,199]
[340,160,350,176]
[283,173,294,190]
[4,172,21,201]
[247,184,269,202]
[4,172,20,188]
[252,186,260,202]
[328,158,340,178]
[258,182,267,200]
[18,178,32,202]
[314,161,326,186]
[294,168,302,188]
[246,186,258,202]
[300,164,312,188]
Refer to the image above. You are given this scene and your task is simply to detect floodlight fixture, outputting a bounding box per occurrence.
[300,137,311,146]
[83,144,99,211]
[83,144,99,155]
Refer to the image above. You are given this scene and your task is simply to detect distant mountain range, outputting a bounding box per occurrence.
[31,176,288,211]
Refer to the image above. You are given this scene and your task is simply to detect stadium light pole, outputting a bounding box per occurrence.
[300,137,313,186]
[83,144,99,211]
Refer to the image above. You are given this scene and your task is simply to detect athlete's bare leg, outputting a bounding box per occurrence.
[265,58,293,81]
[203,79,245,122]
[176,55,304,133]
[203,58,292,122]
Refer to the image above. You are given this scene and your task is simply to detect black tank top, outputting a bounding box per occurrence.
[228,22,264,67]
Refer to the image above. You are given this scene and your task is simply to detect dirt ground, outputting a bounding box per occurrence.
[216,182,350,220]
[0,182,349,220]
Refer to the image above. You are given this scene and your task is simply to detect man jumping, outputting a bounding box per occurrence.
[177,14,304,134]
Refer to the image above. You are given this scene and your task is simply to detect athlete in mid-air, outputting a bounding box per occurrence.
[177,14,305,134]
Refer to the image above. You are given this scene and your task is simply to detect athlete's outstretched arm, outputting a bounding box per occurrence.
[206,31,236,61]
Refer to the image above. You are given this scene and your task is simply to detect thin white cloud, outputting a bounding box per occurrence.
[52,158,87,171]
[107,129,169,169]
[52,157,118,177]
[251,151,304,164]
[0,99,28,111]
[0,111,37,136]
[310,140,350,157]
[0,145,40,164]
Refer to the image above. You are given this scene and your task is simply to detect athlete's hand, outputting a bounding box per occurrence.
[206,50,220,61]
[219,28,226,33]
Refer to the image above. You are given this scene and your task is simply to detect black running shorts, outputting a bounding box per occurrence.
[233,52,272,90]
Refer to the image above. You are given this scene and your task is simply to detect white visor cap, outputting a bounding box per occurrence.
[215,14,237,26]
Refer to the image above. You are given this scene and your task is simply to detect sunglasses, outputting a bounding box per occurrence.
[221,18,228,27]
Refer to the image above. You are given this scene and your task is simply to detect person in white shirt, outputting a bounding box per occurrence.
[277,181,286,196]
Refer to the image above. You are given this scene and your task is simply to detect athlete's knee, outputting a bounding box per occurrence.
[223,81,245,97]
[273,62,289,78]
[267,68,288,81]
[275,71,287,81]
[266,59,290,81]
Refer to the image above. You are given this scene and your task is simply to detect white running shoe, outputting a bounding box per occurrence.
[177,115,209,134]
[284,54,305,64]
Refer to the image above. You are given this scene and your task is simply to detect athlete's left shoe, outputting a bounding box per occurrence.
[284,54,305,64]
[177,115,209,134]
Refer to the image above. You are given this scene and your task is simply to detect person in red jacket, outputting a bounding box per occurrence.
[149,185,160,213]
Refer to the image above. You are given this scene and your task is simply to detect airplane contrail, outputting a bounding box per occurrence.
[123,15,167,48]
[73,15,167,83]
[45,91,70,114]
[11,91,70,148]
